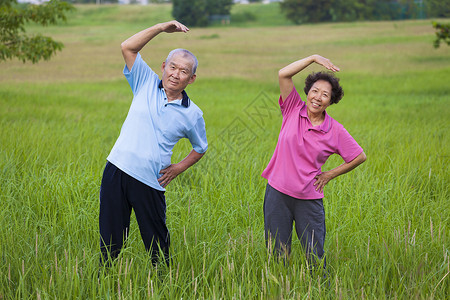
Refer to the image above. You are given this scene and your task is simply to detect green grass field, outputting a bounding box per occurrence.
[1,3,449,299]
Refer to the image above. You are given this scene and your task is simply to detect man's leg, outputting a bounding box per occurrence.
[99,162,132,265]
[127,178,170,266]
[264,184,295,258]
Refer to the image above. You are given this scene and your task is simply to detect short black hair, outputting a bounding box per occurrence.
[304,72,344,105]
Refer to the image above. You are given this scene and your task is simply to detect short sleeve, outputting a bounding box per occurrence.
[279,86,305,118]
[336,126,364,163]
[123,53,159,95]
[186,116,208,154]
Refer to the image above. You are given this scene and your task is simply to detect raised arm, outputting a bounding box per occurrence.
[279,54,340,101]
[121,20,189,70]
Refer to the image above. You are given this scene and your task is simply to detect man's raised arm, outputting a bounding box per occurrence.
[121,20,190,70]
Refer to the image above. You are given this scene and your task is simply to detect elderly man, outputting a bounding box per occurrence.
[99,21,207,266]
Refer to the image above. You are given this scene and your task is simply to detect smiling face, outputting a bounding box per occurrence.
[306,79,332,117]
[161,52,196,96]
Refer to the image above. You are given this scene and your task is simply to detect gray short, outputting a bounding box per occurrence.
[264,183,326,261]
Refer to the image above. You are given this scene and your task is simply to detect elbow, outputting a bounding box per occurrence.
[120,41,129,54]
[196,151,205,158]
[278,68,289,80]
[121,40,136,56]
[193,149,206,159]
[359,152,367,164]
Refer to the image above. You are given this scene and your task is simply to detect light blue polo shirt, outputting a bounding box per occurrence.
[107,53,208,191]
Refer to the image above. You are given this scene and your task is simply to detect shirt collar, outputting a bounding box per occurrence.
[158,80,190,108]
[300,103,331,133]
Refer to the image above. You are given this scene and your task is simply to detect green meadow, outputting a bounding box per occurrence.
[1,3,449,299]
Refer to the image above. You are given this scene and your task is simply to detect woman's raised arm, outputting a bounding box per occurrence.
[278,55,340,102]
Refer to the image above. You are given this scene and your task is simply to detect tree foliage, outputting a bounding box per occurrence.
[432,22,449,48]
[280,0,332,24]
[0,0,74,63]
[426,0,450,18]
[172,0,208,27]
[172,0,233,27]
[207,0,233,15]
[280,0,448,24]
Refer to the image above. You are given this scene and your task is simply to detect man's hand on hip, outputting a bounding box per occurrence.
[158,164,184,187]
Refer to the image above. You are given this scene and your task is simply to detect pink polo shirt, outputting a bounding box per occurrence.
[261,87,363,200]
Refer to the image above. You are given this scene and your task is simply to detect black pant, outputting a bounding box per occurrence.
[264,184,326,266]
[99,162,169,266]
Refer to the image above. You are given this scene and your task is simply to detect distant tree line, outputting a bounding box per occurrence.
[67,0,233,27]
[67,0,448,26]
[172,0,233,27]
[280,0,449,24]
[69,0,171,3]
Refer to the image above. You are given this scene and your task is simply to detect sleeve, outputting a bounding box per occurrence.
[123,53,159,95]
[279,86,304,118]
[336,126,364,163]
[186,116,208,154]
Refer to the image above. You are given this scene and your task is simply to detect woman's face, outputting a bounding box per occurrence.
[306,79,332,116]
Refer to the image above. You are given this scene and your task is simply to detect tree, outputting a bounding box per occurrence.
[329,0,378,22]
[280,0,430,24]
[172,0,208,27]
[426,0,450,18]
[433,22,449,48]
[0,0,74,64]
[172,0,233,27]
[280,0,333,24]
[207,0,233,16]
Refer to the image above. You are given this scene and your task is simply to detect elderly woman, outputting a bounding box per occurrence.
[261,55,366,267]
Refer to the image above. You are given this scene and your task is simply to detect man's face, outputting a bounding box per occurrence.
[161,53,196,94]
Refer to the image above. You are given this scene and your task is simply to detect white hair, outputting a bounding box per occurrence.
[165,48,198,75]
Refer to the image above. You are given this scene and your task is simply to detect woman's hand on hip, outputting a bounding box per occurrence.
[313,171,333,193]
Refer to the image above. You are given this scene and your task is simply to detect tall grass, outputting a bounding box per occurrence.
[1,4,449,299]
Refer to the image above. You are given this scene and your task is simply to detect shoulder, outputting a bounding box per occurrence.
[189,101,206,130]
[280,86,304,117]
[282,86,302,103]
[329,117,356,140]
[329,116,344,130]
[124,53,157,77]
[187,100,204,117]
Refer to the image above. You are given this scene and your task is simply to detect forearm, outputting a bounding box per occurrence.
[279,55,316,80]
[121,23,164,55]
[313,151,366,192]
[121,23,164,69]
[327,152,367,180]
[121,20,189,70]
[279,56,315,99]
[158,149,205,187]
[176,149,205,173]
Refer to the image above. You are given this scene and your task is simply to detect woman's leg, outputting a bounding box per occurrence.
[264,184,295,258]
[292,199,326,268]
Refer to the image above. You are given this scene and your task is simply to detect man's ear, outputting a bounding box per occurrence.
[188,74,196,84]
[161,61,166,72]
